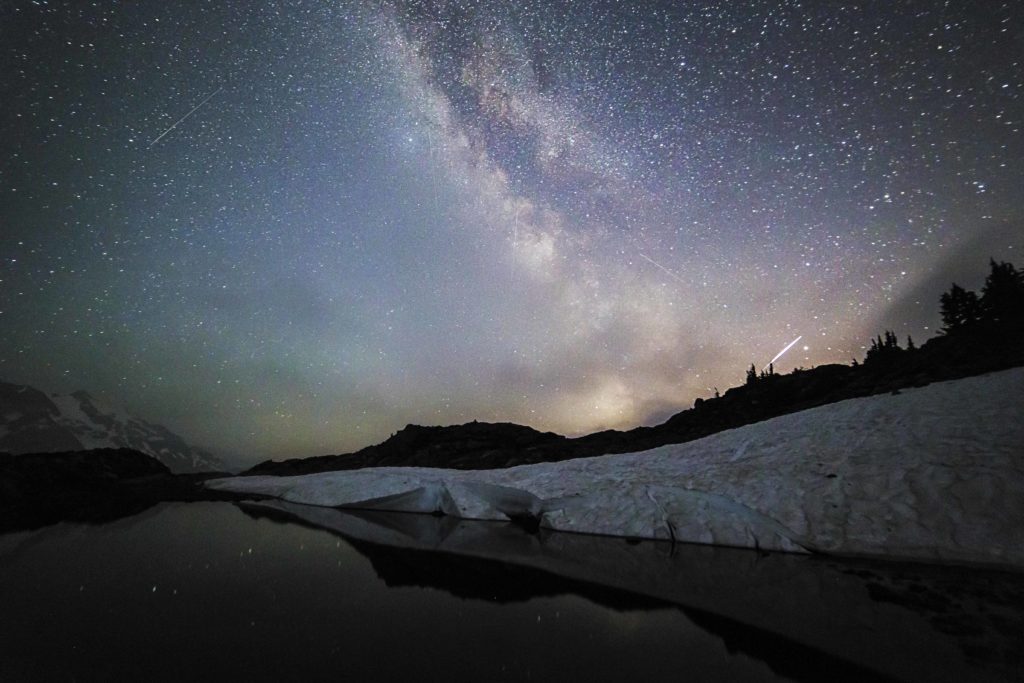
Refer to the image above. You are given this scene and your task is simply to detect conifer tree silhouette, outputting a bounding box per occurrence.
[939,283,982,333]
[980,258,1024,327]
[865,330,901,365]
[745,364,758,385]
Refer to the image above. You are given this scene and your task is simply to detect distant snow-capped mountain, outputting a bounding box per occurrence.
[0,380,223,473]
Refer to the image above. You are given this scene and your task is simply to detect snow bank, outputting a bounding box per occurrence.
[209,368,1024,567]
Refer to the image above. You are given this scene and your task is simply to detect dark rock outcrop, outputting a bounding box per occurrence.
[247,421,569,475]
[0,448,257,533]
[0,382,83,453]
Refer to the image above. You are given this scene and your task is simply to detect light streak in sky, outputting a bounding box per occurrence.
[637,252,687,285]
[763,335,802,372]
[149,86,223,148]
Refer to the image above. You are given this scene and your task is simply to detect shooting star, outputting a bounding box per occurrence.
[148,86,223,148]
[763,335,802,372]
[637,252,687,285]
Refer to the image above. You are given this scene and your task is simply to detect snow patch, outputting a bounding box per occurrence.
[209,368,1024,567]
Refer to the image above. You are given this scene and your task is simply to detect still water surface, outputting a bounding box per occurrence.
[1,501,1021,682]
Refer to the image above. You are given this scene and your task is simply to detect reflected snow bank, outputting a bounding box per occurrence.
[239,500,1024,683]
[209,368,1024,567]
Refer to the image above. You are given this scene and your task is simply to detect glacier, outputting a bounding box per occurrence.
[208,367,1024,567]
[0,381,223,473]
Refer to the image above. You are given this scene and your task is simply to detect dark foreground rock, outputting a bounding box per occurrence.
[0,448,261,533]
[246,323,1024,476]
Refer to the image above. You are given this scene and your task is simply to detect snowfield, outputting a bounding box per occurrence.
[209,367,1024,567]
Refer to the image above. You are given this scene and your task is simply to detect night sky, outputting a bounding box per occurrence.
[2,1,1021,464]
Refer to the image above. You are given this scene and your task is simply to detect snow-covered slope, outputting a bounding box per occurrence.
[210,368,1024,567]
[0,381,223,473]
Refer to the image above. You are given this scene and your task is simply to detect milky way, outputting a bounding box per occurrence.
[2,1,1021,462]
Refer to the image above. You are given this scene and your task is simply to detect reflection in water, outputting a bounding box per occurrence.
[0,501,1020,682]
[240,500,1024,683]
[245,507,893,682]
[0,502,790,682]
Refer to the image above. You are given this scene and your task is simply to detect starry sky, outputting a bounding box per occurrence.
[2,1,1022,464]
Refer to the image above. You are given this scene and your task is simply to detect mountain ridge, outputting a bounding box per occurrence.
[0,381,223,473]
[245,321,1024,476]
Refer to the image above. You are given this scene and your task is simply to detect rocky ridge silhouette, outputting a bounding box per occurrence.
[246,319,1024,476]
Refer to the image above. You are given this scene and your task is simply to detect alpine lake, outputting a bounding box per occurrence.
[1,501,1021,682]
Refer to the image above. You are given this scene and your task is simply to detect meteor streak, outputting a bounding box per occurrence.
[637,252,687,285]
[148,86,223,148]
[763,335,802,372]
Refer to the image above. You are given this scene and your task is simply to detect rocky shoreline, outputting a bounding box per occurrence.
[0,448,260,533]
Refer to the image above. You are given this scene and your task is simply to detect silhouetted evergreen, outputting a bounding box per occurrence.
[864,330,904,367]
[744,362,778,384]
[938,259,1024,336]
[940,283,983,333]
[745,364,758,385]
[247,257,1024,476]
[980,258,1024,328]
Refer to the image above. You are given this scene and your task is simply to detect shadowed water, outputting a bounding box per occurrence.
[1,501,1021,682]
